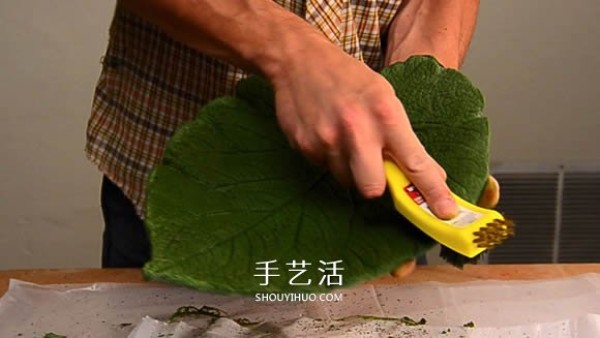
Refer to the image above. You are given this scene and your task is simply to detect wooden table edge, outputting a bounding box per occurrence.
[1,263,599,297]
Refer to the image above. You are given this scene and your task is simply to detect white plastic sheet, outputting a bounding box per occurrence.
[0,273,599,337]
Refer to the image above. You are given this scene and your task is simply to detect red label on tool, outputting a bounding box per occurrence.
[404,184,425,205]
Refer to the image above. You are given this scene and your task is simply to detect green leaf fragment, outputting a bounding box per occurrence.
[169,305,227,322]
[169,305,260,327]
[144,55,490,294]
[336,314,427,326]
[463,321,476,328]
[43,333,67,338]
[400,316,427,326]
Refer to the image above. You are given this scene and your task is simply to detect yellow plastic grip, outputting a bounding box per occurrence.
[384,160,509,258]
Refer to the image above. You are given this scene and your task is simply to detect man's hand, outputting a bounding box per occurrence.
[391,175,501,277]
[271,38,458,218]
[120,0,485,281]
[120,0,460,219]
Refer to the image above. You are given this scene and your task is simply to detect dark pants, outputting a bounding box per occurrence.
[101,176,150,268]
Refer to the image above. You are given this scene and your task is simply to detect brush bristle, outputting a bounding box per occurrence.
[439,246,482,268]
[473,219,515,248]
[440,218,515,268]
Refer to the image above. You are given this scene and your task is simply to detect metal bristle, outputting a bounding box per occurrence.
[472,218,515,248]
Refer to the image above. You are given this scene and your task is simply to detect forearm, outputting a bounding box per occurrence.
[120,0,460,216]
[118,0,331,81]
[384,0,479,69]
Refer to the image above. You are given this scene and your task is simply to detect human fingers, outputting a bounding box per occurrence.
[391,259,416,278]
[348,138,386,198]
[326,150,353,188]
[384,101,458,219]
[477,175,500,209]
[337,106,386,198]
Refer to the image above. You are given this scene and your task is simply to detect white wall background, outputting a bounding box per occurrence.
[0,1,115,269]
[463,1,600,170]
[1,1,599,269]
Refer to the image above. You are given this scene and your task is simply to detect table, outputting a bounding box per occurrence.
[2,263,599,296]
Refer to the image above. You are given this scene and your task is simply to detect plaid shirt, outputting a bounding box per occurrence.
[86,0,403,217]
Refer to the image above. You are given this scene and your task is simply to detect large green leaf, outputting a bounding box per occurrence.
[143,56,489,295]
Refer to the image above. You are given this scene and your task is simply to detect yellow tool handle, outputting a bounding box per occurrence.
[384,160,513,258]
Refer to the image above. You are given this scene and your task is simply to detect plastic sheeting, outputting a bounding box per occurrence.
[1,273,599,337]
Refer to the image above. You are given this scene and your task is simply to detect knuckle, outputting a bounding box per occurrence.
[339,108,361,134]
[402,157,452,201]
[292,130,307,149]
[402,152,435,176]
[437,164,448,180]
[373,101,399,126]
[316,126,339,149]
[295,133,318,157]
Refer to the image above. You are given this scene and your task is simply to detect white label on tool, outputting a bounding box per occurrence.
[404,184,483,228]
